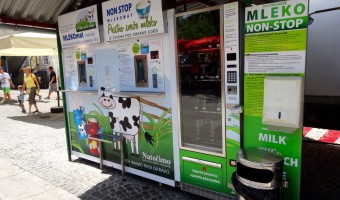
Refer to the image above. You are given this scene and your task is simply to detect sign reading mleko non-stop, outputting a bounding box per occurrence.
[246,1,308,33]
[244,1,309,200]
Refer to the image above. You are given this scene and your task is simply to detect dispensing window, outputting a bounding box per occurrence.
[175,7,225,156]
[77,61,87,87]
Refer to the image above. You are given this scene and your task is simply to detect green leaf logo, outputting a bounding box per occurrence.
[132,43,140,54]
[76,51,81,60]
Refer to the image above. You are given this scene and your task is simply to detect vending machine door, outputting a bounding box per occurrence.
[175,7,225,156]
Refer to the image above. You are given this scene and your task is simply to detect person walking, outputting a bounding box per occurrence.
[45,66,57,100]
[16,85,27,113]
[0,67,15,104]
[35,77,42,100]
[22,66,40,114]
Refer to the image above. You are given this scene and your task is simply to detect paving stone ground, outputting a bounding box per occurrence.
[1,90,339,200]
[0,157,78,200]
[0,89,206,200]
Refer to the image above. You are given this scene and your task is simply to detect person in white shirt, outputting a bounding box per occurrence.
[0,67,15,104]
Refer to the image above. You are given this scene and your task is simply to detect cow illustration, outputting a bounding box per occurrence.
[98,86,145,155]
[79,15,89,23]
[79,8,95,23]
[87,8,95,21]
[78,120,87,138]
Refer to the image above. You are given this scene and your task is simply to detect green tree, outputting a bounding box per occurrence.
[176,10,220,40]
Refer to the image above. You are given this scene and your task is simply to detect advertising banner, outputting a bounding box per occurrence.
[117,39,165,92]
[67,47,174,181]
[244,1,308,200]
[68,96,174,180]
[58,5,100,48]
[63,48,97,91]
[102,0,164,41]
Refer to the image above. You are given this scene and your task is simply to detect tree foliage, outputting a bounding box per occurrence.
[176,10,220,40]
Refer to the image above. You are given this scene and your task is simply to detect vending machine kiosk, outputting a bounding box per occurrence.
[58,1,307,199]
[172,2,244,198]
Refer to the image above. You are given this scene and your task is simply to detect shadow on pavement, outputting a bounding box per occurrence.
[7,112,65,129]
[73,158,206,200]
[73,141,340,200]
[72,158,103,169]
[29,100,52,104]
[0,97,51,105]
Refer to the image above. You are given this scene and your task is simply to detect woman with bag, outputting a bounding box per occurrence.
[22,66,40,114]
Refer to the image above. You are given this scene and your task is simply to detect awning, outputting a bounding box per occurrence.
[0,34,57,56]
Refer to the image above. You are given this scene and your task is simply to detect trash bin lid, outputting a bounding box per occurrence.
[236,147,284,189]
[238,147,283,167]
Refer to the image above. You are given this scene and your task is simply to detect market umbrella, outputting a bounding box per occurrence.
[177,38,192,51]
[0,33,63,113]
[182,35,220,52]
[0,34,57,56]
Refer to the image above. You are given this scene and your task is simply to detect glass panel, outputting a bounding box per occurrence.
[176,9,223,154]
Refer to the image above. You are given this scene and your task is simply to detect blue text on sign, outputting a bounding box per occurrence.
[107,3,133,16]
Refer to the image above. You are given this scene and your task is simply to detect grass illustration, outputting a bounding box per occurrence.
[143,108,172,149]
[68,105,173,154]
[71,142,84,153]
[76,21,96,32]
[230,113,240,121]
[226,138,240,149]
[226,125,240,134]
[226,113,240,148]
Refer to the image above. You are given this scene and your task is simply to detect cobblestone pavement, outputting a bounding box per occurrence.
[0,90,206,200]
[1,90,339,200]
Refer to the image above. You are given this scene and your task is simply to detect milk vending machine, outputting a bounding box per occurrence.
[173,2,244,198]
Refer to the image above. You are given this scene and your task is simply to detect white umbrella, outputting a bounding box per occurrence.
[0,33,57,56]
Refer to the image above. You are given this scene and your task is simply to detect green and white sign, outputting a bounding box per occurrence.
[182,157,223,191]
[244,1,308,200]
[58,5,100,48]
[180,151,227,193]
[102,0,164,41]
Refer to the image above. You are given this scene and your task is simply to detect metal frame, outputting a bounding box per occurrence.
[56,27,72,161]
[238,1,245,148]
[174,5,226,157]
[88,133,125,180]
